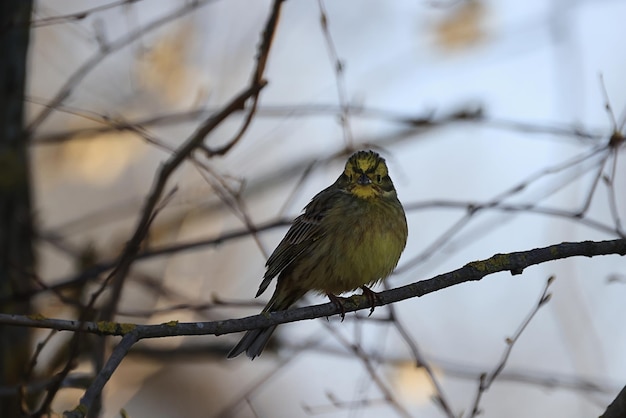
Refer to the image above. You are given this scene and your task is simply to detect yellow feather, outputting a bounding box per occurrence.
[228,150,408,359]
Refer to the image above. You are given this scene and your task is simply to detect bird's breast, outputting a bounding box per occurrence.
[322,198,407,292]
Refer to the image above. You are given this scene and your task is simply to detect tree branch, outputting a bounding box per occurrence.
[97,0,283,323]
[601,385,626,418]
[0,238,622,417]
[0,239,623,338]
[63,332,139,418]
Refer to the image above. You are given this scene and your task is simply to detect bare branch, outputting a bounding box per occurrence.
[2,239,623,338]
[465,276,554,417]
[601,385,626,418]
[387,294,456,417]
[97,0,282,323]
[321,322,412,418]
[0,238,620,417]
[27,0,216,134]
[63,332,139,418]
[317,0,353,147]
[32,0,142,28]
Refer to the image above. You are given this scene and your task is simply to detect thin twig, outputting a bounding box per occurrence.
[322,322,412,418]
[396,144,610,273]
[465,276,555,418]
[386,293,455,417]
[317,0,354,147]
[27,0,216,134]
[32,103,603,145]
[9,218,290,304]
[214,334,321,418]
[63,332,139,418]
[32,0,142,28]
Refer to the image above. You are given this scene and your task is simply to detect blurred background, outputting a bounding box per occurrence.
[14,0,626,416]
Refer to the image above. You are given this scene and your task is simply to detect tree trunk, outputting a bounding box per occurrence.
[0,1,35,416]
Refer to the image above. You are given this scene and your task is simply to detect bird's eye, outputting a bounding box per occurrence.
[376,174,381,182]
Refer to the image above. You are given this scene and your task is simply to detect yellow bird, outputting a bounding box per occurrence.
[228,150,408,359]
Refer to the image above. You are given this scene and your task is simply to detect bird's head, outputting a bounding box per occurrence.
[339,150,397,199]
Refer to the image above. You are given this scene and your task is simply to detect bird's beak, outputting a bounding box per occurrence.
[357,173,372,185]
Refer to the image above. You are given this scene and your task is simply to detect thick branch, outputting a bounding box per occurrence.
[1,239,623,339]
[0,238,618,417]
[601,385,626,418]
[41,238,623,417]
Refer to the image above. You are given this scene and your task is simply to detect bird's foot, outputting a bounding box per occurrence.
[326,293,348,321]
[361,286,381,316]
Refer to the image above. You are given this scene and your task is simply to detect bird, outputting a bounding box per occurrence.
[227,150,408,359]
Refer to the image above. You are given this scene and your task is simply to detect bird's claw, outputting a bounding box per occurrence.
[361,286,381,316]
[326,293,347,321]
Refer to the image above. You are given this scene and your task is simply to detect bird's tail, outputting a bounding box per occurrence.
[226,288,302,359]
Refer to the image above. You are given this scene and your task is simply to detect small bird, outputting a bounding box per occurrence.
[227,150,408,359]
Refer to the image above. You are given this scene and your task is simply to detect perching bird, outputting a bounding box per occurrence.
[227,150,408,359]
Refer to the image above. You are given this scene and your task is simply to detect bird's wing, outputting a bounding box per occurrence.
[256,187,339,297]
